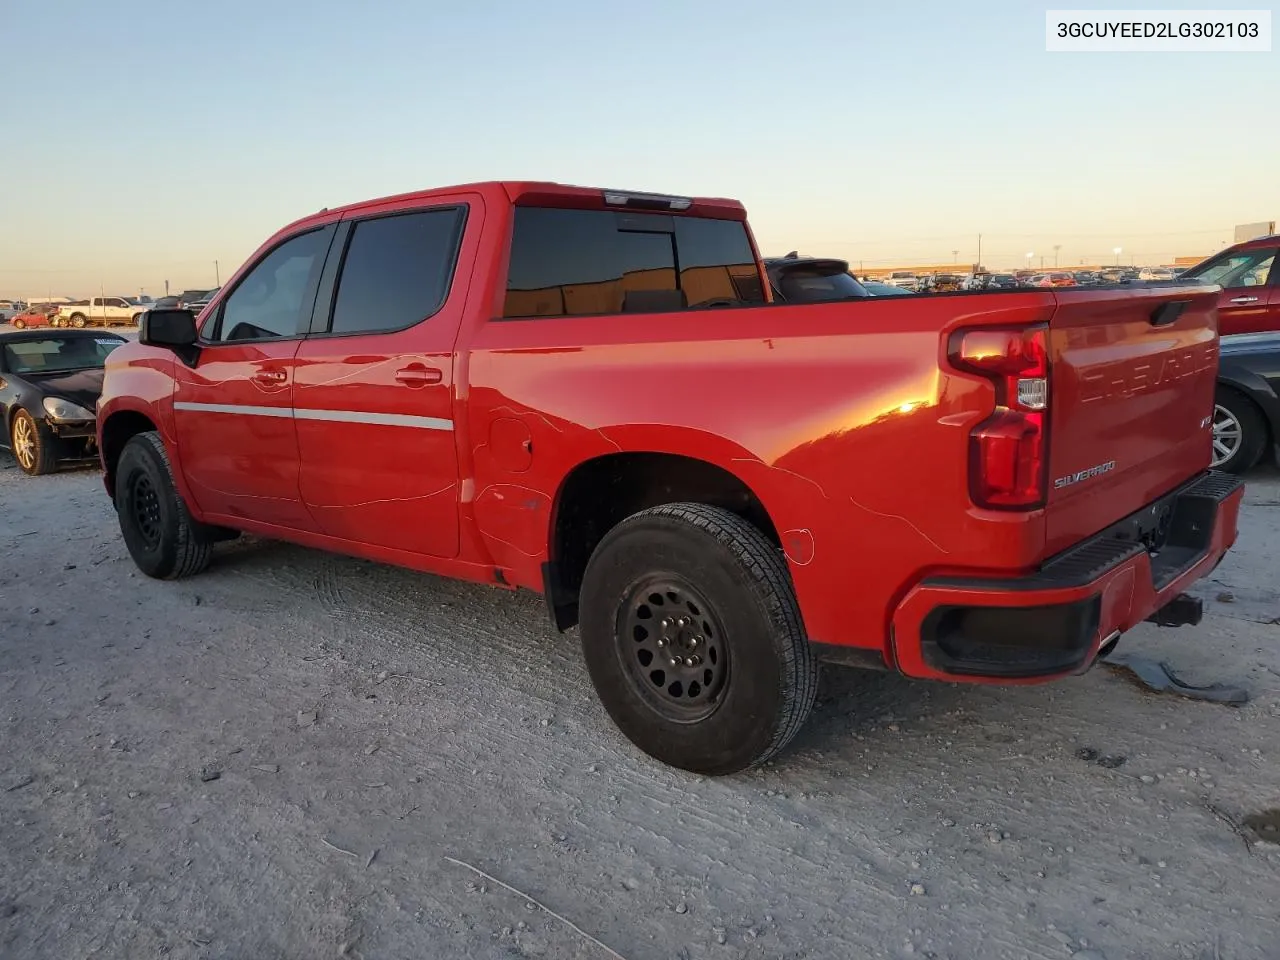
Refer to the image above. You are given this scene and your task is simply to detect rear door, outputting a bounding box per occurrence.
[293,196,474,558]
[171,224,335,530]
[1044,285,1220,554]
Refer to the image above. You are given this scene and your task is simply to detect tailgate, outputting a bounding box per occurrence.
[1045,284,1219,555]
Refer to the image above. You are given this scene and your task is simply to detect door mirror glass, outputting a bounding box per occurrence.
[140,309,198,348]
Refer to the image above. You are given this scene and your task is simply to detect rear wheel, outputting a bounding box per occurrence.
[10,410,57,476]
[1212,387,1267,474]
[70,313,87,328]
[579,503,817,775]
[12,317,25,329]
[115,431,213,579]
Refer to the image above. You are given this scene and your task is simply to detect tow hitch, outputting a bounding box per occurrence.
[1145,593,1204,628]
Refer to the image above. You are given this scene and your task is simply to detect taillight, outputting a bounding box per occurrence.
[948,324,1049,510]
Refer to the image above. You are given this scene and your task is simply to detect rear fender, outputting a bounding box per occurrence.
[1218,366,1280,440]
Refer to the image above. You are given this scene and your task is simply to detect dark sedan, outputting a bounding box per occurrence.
[1214,332,1280,474]
[0,329,127,475]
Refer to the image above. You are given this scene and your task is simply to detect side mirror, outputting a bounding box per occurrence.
[139,308,200,365]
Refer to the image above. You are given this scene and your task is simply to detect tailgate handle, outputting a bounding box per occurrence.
[1229,295,1259,304]
[1149,300,1190,327]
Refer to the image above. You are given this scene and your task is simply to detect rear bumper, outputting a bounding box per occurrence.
[890,471,1245,682]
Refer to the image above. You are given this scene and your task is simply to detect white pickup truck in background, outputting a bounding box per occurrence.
[52,296,146,328]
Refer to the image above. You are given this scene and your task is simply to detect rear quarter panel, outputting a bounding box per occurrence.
[467,291,1060,652]
[1219,343,1280,439]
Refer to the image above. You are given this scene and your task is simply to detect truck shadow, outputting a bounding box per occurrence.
[203,534,1004,766]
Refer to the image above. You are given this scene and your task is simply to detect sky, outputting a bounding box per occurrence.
[1,0,1276,296]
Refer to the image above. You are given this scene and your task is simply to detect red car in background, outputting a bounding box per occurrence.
[1178,235,1280,336]
[9,304,61,329]
[1047,272,1077,287]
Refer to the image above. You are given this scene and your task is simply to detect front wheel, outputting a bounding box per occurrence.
[579,503,818,775]
[131,313,144,325]
[1212,387,1268,474]
[10,409,56,475]
[115,431,213,579]
[12,317,25,329]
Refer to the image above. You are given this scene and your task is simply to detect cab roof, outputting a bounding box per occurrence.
[283,181,748,235]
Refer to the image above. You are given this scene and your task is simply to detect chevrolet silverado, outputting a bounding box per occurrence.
[96,181,1244,774]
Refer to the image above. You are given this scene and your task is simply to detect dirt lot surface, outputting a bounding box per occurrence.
[1,457,1278,960]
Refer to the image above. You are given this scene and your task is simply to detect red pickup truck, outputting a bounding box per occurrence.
[97,181,1245,774]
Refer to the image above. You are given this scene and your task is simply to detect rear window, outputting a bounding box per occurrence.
[774,266,866,303]
[503,207,764,318]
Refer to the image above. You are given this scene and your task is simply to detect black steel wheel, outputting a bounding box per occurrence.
[579,502,817,775]
[127,471,163,549]
[618,576,730,723]
[115,431,213,579]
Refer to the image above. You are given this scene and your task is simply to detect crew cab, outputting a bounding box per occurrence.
[54,296,146,328]
[96,181,1244,775]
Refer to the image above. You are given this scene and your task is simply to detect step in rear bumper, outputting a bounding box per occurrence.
[890,471,1245,682]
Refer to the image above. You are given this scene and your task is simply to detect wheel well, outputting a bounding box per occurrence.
[101,411,157,496]
[545,452,780,631]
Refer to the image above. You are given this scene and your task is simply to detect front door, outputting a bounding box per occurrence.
[172,225,335,530]
[294,201,473,558]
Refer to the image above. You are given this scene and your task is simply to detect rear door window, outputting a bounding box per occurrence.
[327,207,466,335]
[503,207,763,318]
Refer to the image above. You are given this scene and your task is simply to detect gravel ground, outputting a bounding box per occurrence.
[1,453,1278,960]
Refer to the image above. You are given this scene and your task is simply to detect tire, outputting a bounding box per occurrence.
[115,431,213,579]
[131,313,144,325]
[10,409,57,476]
[578,503,818,775]
[12,317,25,329]
[1212,386,1268,474]
[70,313,87,328]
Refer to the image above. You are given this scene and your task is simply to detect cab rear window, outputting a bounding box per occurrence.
[503,208,763,318]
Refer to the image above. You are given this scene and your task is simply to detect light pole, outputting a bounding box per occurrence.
[1026,252,1034,272]
[952,249,959,264]
[1113,246,1122,265]
[1053,244,1061,267]
[214,260,220,285]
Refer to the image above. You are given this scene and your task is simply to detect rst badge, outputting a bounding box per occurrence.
[1053,460,1117,490]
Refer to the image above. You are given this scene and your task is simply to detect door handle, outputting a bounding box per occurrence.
[252,369,288,384]
[1229,296,1259,304]
[395,364,443,387]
